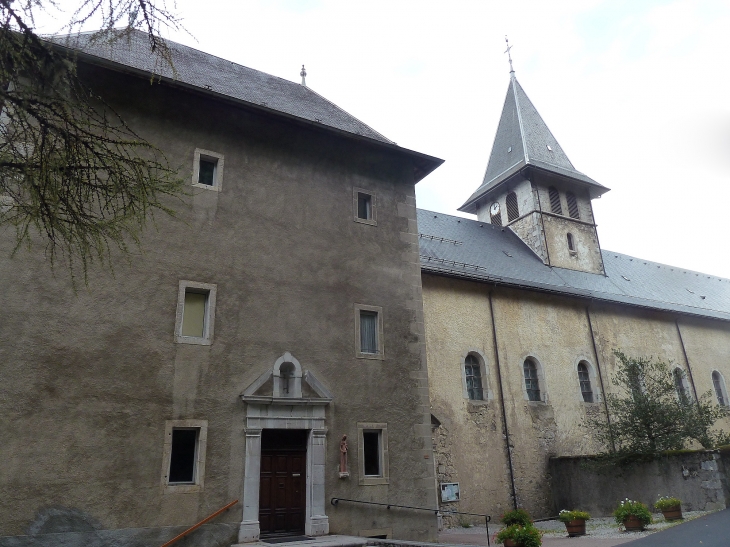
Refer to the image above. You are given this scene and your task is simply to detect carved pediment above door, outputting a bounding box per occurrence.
[241,352,333,406]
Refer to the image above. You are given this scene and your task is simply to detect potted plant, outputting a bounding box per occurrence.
[496,524,542,547]
[558,510,591,536]
[500,508,532,527]
[614,499,652,531]
[496,509,542,547]
[655,496,683,521]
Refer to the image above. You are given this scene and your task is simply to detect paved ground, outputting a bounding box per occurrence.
[621,508,730,546]
[437,510,723,547]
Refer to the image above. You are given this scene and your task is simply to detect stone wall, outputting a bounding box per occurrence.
[549,450,730,516]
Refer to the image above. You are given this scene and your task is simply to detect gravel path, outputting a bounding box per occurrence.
[437,510,716,546]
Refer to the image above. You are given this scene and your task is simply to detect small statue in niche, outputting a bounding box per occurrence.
[339,435,349,478]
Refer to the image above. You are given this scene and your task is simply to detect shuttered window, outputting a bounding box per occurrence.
[566,192,580,219]
[549,187,562,215]
[182,291,207,338]
[506,192,519,222]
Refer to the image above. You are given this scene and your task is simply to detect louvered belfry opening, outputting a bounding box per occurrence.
[566,192,580,219]
[491,211,503,226]
[548,187,562,214]
[506,192,519,222]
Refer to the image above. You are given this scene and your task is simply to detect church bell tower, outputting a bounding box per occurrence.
[459,69,610,275]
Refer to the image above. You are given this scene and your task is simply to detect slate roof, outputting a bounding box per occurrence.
[460,77,610,213]
[418,209,730,322]
[47,30,443,179]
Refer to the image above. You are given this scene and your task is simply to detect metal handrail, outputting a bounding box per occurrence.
[330,498,491,546]
[159,499,239,547]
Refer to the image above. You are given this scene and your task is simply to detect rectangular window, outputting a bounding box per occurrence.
[355,304,383,359]
[161,419,208,493]
[198,158,217,186]
[169,428,199,483]
[175,281,217,345]
[192,148,224,191]
[182,291,207,338]
[360,311,377,354]
[362,431,381,476]
[357,193,372,220]
[353,187,377,225]
[358,422,388,485]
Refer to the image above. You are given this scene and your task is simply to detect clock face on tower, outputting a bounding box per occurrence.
[490,202,500,216]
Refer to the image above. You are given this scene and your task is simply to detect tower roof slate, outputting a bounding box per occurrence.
[46,31,443,180]
[418,209,730,322]
[459,77,609,212]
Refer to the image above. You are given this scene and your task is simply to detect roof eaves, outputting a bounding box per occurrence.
[52,42,444,181]
[420,264,730,323]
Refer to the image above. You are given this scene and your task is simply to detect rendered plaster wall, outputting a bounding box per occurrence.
[0,62,436,544]
[673,317,730,433]
[422,277,607,519]
[549,451,730,516]
[422,275,730,521]
[421,275,512,524]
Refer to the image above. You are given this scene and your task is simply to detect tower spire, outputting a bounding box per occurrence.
[300,64,307,86]
[504,35,515,77]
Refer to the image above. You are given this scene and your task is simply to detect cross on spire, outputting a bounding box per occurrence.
[504,35,515,76]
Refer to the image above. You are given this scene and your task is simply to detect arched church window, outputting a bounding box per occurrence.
[567,233,575,251]
[577,362,593,403]
[464,354,484,401]
[523,359,541,401]
[673,368,690,402]
[566,192,580,219]
[713,371,728,407]
[548,186,562,215]
[506,192,519,222]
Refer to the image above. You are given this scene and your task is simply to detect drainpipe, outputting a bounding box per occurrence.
[585,304,615,452]
[675,319,701,405]
[488,290,518,510]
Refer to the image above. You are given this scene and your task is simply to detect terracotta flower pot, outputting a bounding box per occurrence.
[623,515,645,531]
[565,519,587,536]
[662,506,683,521]
[503,539,518,547]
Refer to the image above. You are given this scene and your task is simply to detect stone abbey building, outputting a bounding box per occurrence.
[422,68,730,520]
[2,33,730,546]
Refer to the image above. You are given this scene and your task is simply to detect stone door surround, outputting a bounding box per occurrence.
[238,353,332,543]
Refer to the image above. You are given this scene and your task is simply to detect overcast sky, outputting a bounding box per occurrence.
[38,0,730,278]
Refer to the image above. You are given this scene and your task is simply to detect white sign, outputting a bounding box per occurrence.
[440,482,460,502]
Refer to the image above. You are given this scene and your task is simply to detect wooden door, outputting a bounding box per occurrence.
[259,430,308,537]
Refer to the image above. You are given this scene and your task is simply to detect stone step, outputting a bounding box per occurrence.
[232,535,482,547]
[232,535,367,547]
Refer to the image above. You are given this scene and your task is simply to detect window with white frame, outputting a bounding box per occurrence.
[192,149,224,191]
[175,281,217,345]
[523,358,541,401]
[355,304,383,359]
[464,354,484,401]
[358,422,389,485]
[712,371,728,407]
[353,187,377,226]
[161,419,208,493]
